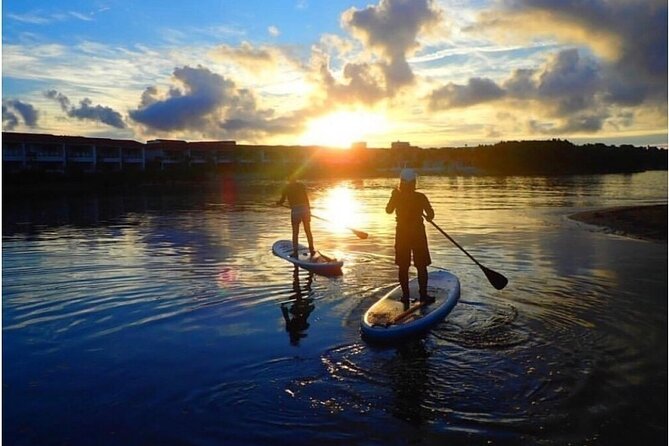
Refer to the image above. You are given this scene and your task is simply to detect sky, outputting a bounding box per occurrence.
[2,0,667,148]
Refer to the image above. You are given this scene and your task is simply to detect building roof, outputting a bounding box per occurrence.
[3,132,144,148]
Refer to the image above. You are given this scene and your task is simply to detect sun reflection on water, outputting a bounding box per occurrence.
[313,185,367,236]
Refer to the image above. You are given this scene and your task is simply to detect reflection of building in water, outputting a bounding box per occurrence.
[281,266,315,346]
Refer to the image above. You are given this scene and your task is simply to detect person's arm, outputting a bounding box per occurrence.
[386,188,398,214]
[300,183,310,209]
[276,185,287,206]
[423,195,435,222]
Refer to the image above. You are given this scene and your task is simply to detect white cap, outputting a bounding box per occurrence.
[400,168,416,182]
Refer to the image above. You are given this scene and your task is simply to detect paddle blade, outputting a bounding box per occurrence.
[482,265,508,290]
[352,229,369,239]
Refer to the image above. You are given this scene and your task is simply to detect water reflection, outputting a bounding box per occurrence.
[312,183,368,236]
[389,340,430,426]
[3,171,667,445]
[281,266,315,345]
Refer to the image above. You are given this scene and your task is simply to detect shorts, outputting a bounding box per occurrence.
[394,225,431,268]
[291,205,311,225]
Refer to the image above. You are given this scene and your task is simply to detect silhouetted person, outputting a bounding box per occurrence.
[277,176,315,258]
[281,266,315,345]
[386,168,435,308]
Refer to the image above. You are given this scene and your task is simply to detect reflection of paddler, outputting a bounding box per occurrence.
[281,266,315,345]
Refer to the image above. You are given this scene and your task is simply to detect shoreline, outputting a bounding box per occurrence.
[569,204,667,242]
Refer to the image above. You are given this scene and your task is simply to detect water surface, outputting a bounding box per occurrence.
[3,171,667,445]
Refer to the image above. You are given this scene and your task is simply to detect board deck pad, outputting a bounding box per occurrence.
[362,270,460,342]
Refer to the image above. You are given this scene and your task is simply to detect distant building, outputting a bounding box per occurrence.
[2,132,145,174]
[391,141,411,150]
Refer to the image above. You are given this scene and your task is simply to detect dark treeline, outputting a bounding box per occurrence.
[3,139,667,197]
[430,139,667,175]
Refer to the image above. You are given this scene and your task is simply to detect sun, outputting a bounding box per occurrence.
[298,110,389,149]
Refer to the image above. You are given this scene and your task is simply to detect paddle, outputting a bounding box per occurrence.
[386,301,427,327]
[426,219,508,290]
[278,204,369,239]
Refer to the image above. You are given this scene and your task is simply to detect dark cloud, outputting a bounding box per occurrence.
[339,0,443,95]
[503,68,538,99]
[343,0,442,60]
[480,0,667,104]
[45,90,125,128]
[428,77,505,110]
[2,106,19,130]
[428,48,622,135]
[130,65,305,139]
[319,59,387,105]
[130,66,231,131]
[537,49,601,114]
[2,99,39,129]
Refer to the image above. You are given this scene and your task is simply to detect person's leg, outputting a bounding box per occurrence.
[303,217,315,256]
[417,264,432,302]
[291,220,300,257]
[398,265,410,303]
[414,230,434,303]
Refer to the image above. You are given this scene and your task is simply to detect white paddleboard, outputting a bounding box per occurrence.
[272,240,343,276]
[361,270,460,342]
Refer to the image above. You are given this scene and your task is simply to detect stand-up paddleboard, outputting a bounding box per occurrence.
[361,270,460,343]
[272,240,343,277]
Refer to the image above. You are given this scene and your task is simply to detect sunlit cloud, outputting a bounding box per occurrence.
[2,0,666,146]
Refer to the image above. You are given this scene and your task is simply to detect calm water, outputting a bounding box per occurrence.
[3,172,667,445]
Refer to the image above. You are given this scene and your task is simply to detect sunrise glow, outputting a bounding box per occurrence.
[298,110,390,149]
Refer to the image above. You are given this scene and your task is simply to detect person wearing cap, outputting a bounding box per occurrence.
[386,168,435,307]
[277,176,316,258]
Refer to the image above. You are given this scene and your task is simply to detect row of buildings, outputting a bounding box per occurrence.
[2,132,473,177]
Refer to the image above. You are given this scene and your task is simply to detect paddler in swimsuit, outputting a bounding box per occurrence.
[386,168,435,307]
[277,176,316,258]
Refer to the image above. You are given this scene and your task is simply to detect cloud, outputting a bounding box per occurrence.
[429,77,505,109]
[427,48,619,134]
[7,10,94,24]
[339,0,443,94]
[45,90,126,128]
[537,49,602,114]
[129,66,229,131]
[268,26,280,37]
[210,41,299,72]
[474,0,667,104]
[129,65,305,139]
[213,42,274,67]
[2,99,39,129]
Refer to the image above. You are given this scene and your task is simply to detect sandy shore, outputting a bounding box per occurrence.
[569,204,667,242]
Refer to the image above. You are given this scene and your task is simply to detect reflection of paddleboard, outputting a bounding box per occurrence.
[272,240,343,277]
[361,270,460,343]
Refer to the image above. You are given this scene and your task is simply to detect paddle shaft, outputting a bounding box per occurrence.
[427,220,482,267]
[426,219,508,290]
[279,204,368,239]
[387,301,427,326]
